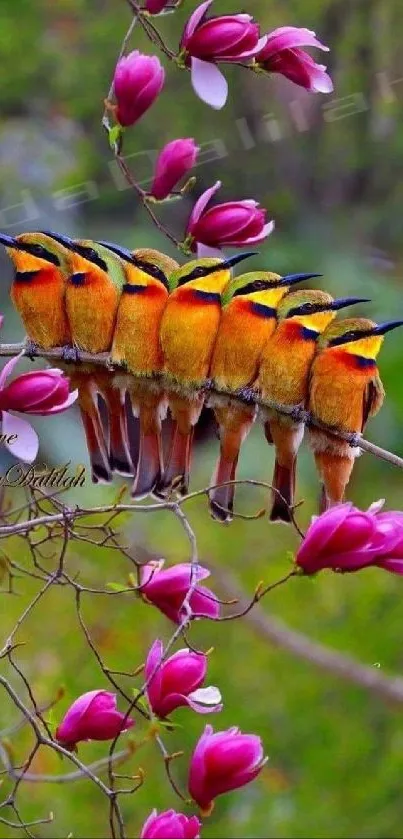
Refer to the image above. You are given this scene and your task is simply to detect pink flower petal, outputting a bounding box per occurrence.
[260,27,329,61]
[188,17,258,61]
[308,62,334,93]
[367,499,385,514]
[29,388,78,415]
[182,0,214,43]
[297,504,354,567]
[378,558,403,575]
[0,351,25,390]
[197,243,224,258]
[186,686,222,714]
[145,639,164,707]
[188,180,222,230]
[190,58,228,109]
[1,411,39,462]
[234,33,268,60]
[195,203,263,240]
[57,690,104,743]
[227,219,275,246]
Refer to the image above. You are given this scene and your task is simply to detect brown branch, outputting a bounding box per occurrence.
[0,342,401,471]
[214,566,403,705]
[115,153,183,249]
[0,741,133,785]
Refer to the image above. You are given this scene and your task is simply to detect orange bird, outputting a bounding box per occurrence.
[308,317,403,510]
[100,242,179,498]
[0,231,71,351]
[157,252,255,497]
[258,291,369,522]
[41,232,131,484]
[207,271,320,521]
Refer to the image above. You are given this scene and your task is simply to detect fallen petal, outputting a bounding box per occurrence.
[1,411,39,462]
[191,58,228,109]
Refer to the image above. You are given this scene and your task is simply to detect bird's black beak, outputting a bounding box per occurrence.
[279,272,322,288]
[41,231,107,271]
[329,296,371,312]
[369,320,403,336]
[40,230,76,250]
[97,240,135,264]
[221,251,258,270]
[0,233,61,266]
[0,233,19,249]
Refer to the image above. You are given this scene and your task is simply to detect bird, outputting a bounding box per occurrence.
[100,242,179,498]
[39,232,131,484]
[258,291,370,522]
[308,317,403,511]
[207,271,321,521]
[156,252,256,497]
[0,231,72,352]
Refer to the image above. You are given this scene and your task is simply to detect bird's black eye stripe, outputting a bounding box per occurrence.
[134,258,169,289]
[177,265,211,285]
[329,330,365,346]
[74,244,108,272]
[287,302,318,317]
[232,280,276,297]
[19,242,60,266]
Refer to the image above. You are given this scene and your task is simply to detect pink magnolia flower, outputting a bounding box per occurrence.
[55,690,134,750]
[189,724,266,814]
[0,351,77,463]
[144,0,171,14]
[140,809,201,839]
[139,560,220,623]
[374,511,403,575]
[113,51,165,127]
[150,139,199,200]
[255,26,333,94]
[186,180,274,256]
[145,639,222,718]
[180,0,267,109]
[295,502,399,574]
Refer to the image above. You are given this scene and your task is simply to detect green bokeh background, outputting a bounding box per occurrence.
[1,0,403,836]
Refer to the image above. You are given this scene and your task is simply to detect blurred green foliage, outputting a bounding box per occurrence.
[1,0,403,836]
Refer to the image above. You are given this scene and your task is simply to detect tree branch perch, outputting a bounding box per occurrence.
[0,342,401,470]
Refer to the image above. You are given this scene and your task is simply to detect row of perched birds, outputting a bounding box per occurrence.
[1,230,401,523]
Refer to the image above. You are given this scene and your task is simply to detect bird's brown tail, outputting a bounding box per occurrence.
[79,401,111,484]
[101,386,133,477]
[209,450,239,523]
[209,405,256,522]
[132,406,164,499]
[270,458,296,523]
[155,425,194,497]
[314,450,353,513]
[155,394,204,497]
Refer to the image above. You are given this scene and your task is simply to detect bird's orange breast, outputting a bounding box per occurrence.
[11,268,71,348]
[309,349,377,432]
[160,289,222,386]
[259,320,317,405]
[210,297,277,391]
[112,283,168,375]
[66,275,120,353]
